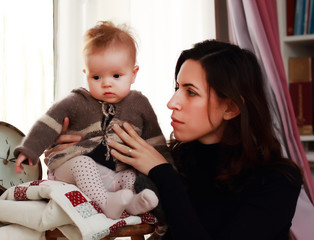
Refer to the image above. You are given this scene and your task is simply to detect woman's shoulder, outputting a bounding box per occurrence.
[246,162,302,194]
[237,163,302,221]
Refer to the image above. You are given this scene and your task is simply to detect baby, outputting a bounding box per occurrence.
[14,21,171,219]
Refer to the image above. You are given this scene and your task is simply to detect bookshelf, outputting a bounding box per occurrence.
[277,0,314,174]
[277,0,314,76]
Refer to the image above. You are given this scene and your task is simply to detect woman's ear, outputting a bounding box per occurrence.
[224,99,240,120]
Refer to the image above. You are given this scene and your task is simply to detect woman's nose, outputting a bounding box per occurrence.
[167,92,182,110]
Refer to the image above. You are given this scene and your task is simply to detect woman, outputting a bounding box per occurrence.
[48,40,302,240]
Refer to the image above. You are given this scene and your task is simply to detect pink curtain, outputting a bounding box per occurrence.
[227,0,314,239]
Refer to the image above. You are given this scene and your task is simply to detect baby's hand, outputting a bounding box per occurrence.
[15,153,33,174]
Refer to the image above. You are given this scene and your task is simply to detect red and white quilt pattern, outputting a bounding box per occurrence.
[0,180,159,240]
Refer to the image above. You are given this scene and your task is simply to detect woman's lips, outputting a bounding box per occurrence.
[171,117,184,127]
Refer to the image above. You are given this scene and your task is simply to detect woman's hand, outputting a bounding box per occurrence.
[43,117,81,165]
[108,122,168,175]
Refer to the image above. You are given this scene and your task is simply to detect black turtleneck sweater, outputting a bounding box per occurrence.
[148,141,301,240]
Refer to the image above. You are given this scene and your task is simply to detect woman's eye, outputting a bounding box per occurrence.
[93,76,100,80]
[113,74,121,79]
[187,89,197,96]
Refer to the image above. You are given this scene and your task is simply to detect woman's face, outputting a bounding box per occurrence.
[167,59,229,144]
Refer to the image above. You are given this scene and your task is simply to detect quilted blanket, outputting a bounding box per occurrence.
[0,180,158,240]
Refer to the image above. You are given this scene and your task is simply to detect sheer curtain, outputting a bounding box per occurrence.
[227,0,314,239]
[54,0,216,138]
[0,0,54,134]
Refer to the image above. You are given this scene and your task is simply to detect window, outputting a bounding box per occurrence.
[0,0,54,134]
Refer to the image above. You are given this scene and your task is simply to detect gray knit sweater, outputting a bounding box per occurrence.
[14,88,171,171]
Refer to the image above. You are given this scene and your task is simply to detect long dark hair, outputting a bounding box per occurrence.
[171,40,302,190]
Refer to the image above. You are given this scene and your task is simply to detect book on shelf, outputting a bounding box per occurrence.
[288,0,314,35]
[288,56,313,135]
[287,0,296,35]
[294,0,307,35]
[309,0,314,33]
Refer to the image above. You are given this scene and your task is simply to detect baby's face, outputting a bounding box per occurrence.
[84,44,138,103]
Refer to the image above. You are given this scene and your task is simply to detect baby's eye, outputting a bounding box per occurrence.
[113,74,121,79]
[93,76,100,80]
